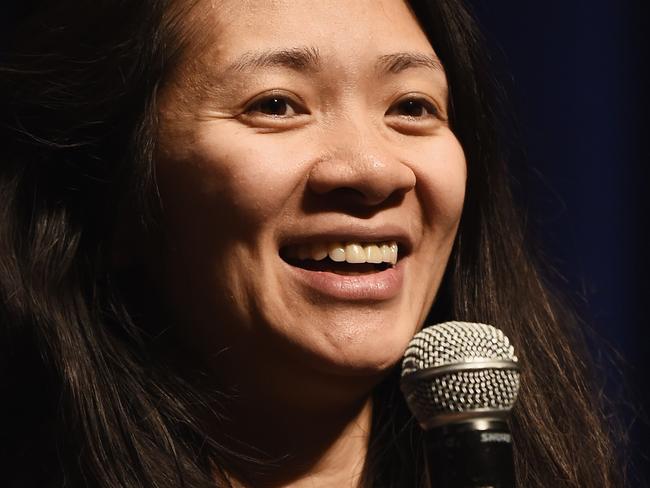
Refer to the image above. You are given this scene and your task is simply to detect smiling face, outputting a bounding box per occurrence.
[153,0,466,403]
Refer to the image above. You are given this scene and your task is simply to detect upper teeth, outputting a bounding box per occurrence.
[287,241,398,265]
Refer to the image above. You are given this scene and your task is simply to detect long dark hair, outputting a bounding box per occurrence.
[0,0,623,486]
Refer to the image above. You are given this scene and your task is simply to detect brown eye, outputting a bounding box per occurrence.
[388,98,438,118]
[247,96,297,117]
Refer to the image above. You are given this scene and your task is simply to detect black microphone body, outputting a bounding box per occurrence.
[427,419,515,488]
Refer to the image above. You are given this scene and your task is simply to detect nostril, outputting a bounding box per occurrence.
[335,186,392,207]
[306,153,416,206]
[326,187,411,212]
[308,183,411,212]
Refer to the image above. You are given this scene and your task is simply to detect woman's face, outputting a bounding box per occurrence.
[154,0,466,395]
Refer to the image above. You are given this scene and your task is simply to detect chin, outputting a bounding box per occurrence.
[305,327,415,378]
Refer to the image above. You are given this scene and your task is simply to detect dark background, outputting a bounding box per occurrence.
[467,0,650,484]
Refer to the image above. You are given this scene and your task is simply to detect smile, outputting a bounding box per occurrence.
[280,240,406,300]
[283,241,398,266]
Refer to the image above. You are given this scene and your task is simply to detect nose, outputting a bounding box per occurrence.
[307,133,416,208]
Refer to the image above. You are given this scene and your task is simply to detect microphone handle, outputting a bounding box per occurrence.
[426,419,516,488]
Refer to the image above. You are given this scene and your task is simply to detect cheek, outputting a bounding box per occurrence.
[413,132,467,229]
[152,124,311,341]
[156,124,309,236]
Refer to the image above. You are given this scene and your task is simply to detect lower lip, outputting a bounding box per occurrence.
[285,260,405,301]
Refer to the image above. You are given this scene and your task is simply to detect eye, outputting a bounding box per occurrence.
[386,97,439,119]
[244,94,302,117]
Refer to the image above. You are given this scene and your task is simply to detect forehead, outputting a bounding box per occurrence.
[194,0,436,66]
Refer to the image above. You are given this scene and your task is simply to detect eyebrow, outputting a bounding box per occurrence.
[225,47,322,73]
[223,47,444,76]
[376,52,444,74]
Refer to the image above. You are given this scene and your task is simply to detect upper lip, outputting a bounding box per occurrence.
[278,223,414,257]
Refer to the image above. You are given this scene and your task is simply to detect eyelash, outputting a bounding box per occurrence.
[386,97,439,119]
[244,93,305,118]
[242,94,440,122]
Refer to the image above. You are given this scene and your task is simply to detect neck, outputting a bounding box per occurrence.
[217,394,374,488]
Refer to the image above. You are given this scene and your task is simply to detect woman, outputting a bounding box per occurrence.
[0,0,623,486]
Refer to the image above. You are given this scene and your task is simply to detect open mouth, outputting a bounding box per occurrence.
[280,241,400,276]
[283,258,392,275]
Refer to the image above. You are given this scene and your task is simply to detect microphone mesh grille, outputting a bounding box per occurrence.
[401,322,520,425]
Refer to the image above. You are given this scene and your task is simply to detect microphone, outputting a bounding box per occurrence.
[400,322,520,488]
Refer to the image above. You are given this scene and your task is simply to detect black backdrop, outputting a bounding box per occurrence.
[467,0,650,483]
